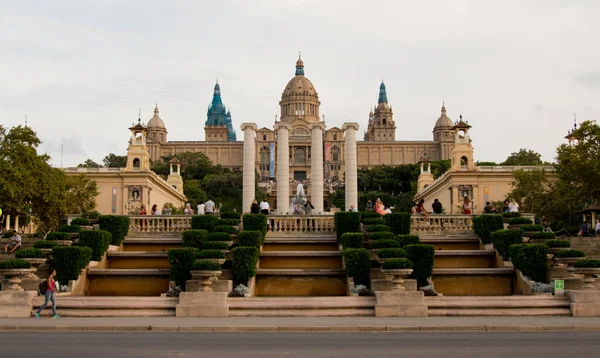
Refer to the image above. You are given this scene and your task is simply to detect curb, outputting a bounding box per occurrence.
[1,325,600,332]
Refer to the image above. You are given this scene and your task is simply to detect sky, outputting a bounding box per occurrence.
[1,0,599,167]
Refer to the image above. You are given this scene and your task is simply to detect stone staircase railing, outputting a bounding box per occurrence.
[129,215,192,234]
[266,215,335,234]
[411,213,536,234]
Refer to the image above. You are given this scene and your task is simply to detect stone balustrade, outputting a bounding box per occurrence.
[267,215,335,233]
[411,213,537,234]
[129,215,192,233]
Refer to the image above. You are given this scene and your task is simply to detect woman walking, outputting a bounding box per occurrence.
[35,269,60,319]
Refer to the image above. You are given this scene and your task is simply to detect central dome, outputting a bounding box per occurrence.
[279,56,321,122]
[281,58,319,101]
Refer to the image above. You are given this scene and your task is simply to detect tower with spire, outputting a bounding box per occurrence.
[364,81,395,141]
[205,82,237,142]
[432,102,456,160]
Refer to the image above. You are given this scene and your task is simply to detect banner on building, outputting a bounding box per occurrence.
[269,143,275,178]
[325,142,331,162]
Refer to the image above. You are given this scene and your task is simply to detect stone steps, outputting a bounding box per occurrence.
[432,268,515,296]
[426,296,571,316]
[106,252,170,269]
[420,236,481,251]
[228,297,375,316]
[433,250,496,269]
[122,237,182,252]
[32,296,177,317]
[87,269,170,296]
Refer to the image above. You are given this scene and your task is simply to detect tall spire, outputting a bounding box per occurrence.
[378,81,388,103]
[154,102,159,115]
[295,53,305,76]
[441,102,447,115]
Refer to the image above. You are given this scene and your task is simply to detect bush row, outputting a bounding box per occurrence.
[509,244,548,283]
[491,229,523,261]
[473,215,504,245]
[52,246,93,284]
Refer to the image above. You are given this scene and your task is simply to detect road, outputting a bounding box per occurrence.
[1,331,598,357]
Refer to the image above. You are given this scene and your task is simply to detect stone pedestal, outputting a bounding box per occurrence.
[371,278,417,292]
[309,123,325,213]
[176,291,228,317]
[342,123,359,211]
[275,123,291,213]
[0,291,36,317]
[569,290,600,317]
[374,291,428,317]
[241,123,258,213]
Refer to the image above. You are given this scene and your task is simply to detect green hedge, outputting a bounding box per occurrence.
[371,239,400,249]
[191,215,219,232]
[384,212,411,235]
[360,212,382,219]
[473,215,504,244]
[528,232,556,240]
[98,215,130,246]
[334,212,361,242]
[382,258,413,270]
[33,241,60,249]
[231,246,260,285]
[52,246,93,284]
[15,248,44,259]
[182,229,209,249]
[191,260,221,271]
[196,249,225,259]
[78,230,112,261]
[574,259,600,268]
[242,214,268,240]
[491,229,523,260]
[213,225,237,234]
[342,248,370,286]
[397,235,420,248]
[168,248,198,289]
[220,211,241,220]
[521,224,544,232]
[544,240,570,248]
[340,233,364,249]
[377,248,407,259]
[509,217,534,225]
[0,259,31,269]
[219,218,240,226]
[405,244,435,287]
[509,243,548,282]
[554,249,586,258]
[362,218,386,226]
[70,218,91,226]
[201,241,230,250]
[368,231,396,241]
[238,231,263,248]
[207,232,233,242]
[46,232,71,241]
[58,224,80,233]
[366,225,391,233]
[503,212,522,218]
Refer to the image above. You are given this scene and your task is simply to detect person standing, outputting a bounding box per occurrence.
[205,199,215,215]
[250,200,260,214]
[462,197,472,215]
[184,203,194,215]
[197,203,205,216]
[509,199,520,213]
[432,199,443,214]
[259,199,270,215]
[348,204,358,212]
[502,200,510,214]
[596,221,600,236]
[151,204,158,215]
[34,269,60,319]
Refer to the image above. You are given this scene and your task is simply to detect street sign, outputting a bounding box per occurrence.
[554,280,565,295]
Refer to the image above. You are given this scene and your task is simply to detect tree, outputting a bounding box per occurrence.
[507,169,552,216]
[78,159,101,168]
[502,149,544,166]
[103,153,127,168]
[151,152,218,180]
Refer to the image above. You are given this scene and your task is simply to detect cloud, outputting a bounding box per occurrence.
[573,72,600,89]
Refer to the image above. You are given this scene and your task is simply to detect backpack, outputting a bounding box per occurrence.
[39,280,48,294]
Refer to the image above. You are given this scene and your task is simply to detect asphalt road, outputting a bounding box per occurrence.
[1,332,598,357]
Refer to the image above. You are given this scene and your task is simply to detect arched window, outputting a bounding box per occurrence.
[383,118,387,125]
[263,134,267,141]
[133,158,140,169]
[331,146,340,162]
[294,148,306,164]
[333,134,337,141]
[460,156,468,169]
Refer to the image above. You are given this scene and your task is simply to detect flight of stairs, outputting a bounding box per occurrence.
[426,295,571,316]
[228,296,375,316]
[33,296,177,317]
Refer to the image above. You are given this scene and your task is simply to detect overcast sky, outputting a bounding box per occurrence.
[1,0,598,167]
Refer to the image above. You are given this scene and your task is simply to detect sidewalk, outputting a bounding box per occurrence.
[2,316,600,332]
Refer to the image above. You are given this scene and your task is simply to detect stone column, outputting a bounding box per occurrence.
[275,123,290,214]
[343,123,359,211]
[310,123,325,214]
[241,123,258,214]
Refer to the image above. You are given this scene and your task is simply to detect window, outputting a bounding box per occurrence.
[333,134,337,141]
[331,146,340,162]
[133,158,140,169]
[383,118,387,125]
[460,156,468,169]
[263,134,267,141]
[294,148,306,164]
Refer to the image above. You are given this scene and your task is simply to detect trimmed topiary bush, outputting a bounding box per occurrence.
[181,229,209,249]
[15,248,44,259]
[520,224,544,232]
[220,211,241,220]
[528,232,556,240]
[33,240,60,249]
[191,215,219,232]
[98,215,130,246]
[554,249,586,258]
[168,248,198,289]
[382,258,413,270]
[213,225,237,234]
[509,217,533,225]
[191,260,221,271]
[491,229,523,260]
[362,218,386,226]
[46,232,71,241]
[368,231,396,241]
[242,214,268,240]
[237,230,263,248]
[397,235,420,248]
[70,217,91,226]
[371,239,400,249]
[207,232,233,242]
[334,212,361,242]
[58,224,80,233]
[473,215,504,244]
[196,249,225,259]
[509,243,548,282]
[503,212,522,218]
[0,258,31,269]
[384,212,411,236]
[367,224,391,233]
[574,259,600,268]
[231,246,260,285]
[360,212,382,219]
[340,233,364,249]
[201,241,230,251]
[377,248,407,259]
[219,218,240,226]
[78,230,112,261]
[544,240,571,248]
[342,248,370,286]
[52,246,93,284]
[405,244,435,287]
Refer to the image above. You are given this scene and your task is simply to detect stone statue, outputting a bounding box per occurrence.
[296,183,304,197]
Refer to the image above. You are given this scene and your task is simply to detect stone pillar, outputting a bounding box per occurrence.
[342,123,359,211]
[275,123,290,214]
[241,123,258,214]
[310,123,325,214]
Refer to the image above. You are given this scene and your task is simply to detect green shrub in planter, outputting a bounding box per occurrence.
[405,244,435,287]
[78,230,112,261]
[574,259,600,268]
[191,260,221,271]
[207,232,233,242]
[201,241,230,251]
[509,244,548,282]
[360,212,382,219]
[544,240,570,248]
[242,214,268,240]
[473,215,504,244]
[382,258,413,270]
[334,212,361,242]
[528,232,556,240]
[58,224,80,233]
[503,212,522,218]
[491,229,523,260]
[231,247,260,285]
[181,229,209,249]
[377,248,407,259]
[33,240,60,249]
[362,218,386,226]
[397,235,420,248]
[213,225,237,234]
[15,248,44,259]
[371,239,400,249]
[509,217,533,225]
[168,248,198,289]
[220,211,241,220]
[83,211,101,220]
[46,232,71,241]
[52,246,93,284]
[367,225,391,233]
[196,249,225,259]
[238,230,263,248]
[520,224,544,232]
[0,258,31,269]
[342,248,370,286]
[384,212,411,235]
[554,249,586,258]
[219,218,240,226]
[98,215,130,246]
[70,217,91,226]
[368,231,396,241]
[340,233,364,249]
[191,215,219,232]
